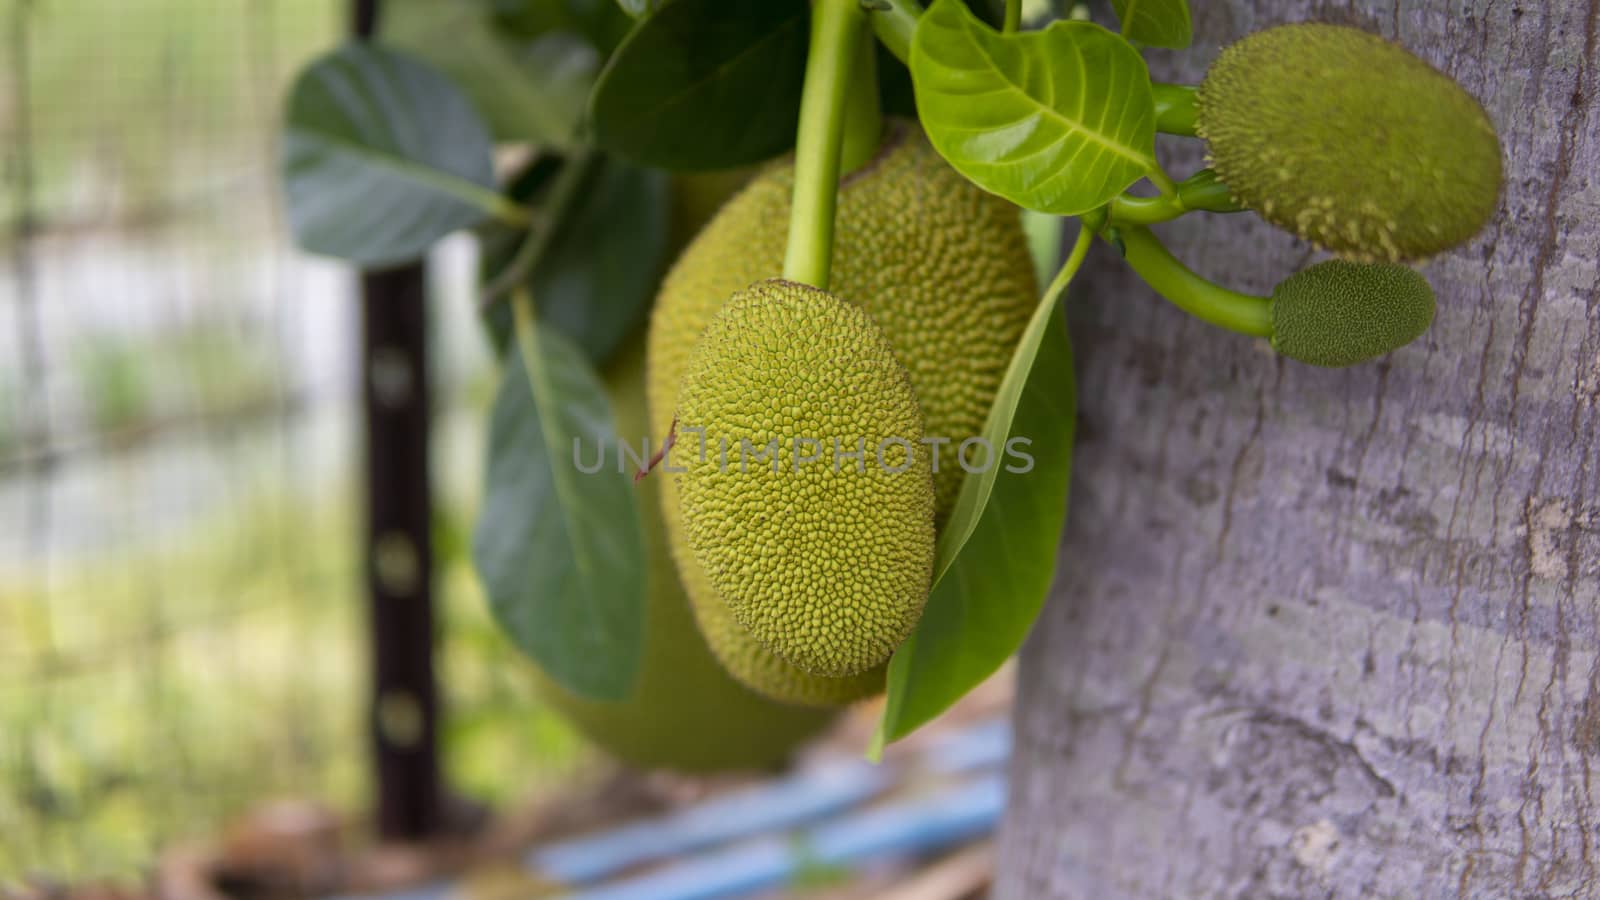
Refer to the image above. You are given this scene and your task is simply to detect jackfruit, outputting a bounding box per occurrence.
[674,280,937,678]
[646,121,1037,704]
[1197,23,1501,262]
[1270,260,1435,367]
[528,335,838,772]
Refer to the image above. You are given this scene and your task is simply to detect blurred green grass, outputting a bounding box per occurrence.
[0,0,598,883]
[0,489,589,883]
[0,0,340,221]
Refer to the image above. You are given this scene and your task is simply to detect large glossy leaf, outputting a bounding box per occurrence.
[532,159,670,364]
[1109,0,1193,49]
[281,43,502,267]
[382,0,599,145]
[479,156,671,365]
[472,321,645,700]
[910,0,1157,215]
[877,292,1076,744]
[588,0,809,170]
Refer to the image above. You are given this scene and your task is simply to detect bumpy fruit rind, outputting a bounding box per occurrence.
[1270,260,1435,367]
[646,121,1036,705]
[528,337,838,772]
[675,280,938,678]
[1198,23,1501,262]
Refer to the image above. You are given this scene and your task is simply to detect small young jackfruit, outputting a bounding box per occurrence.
[528,337,838,772]
[1270,260,1435,367]
[1197,23,1502,262]
[675,280,938,678]
[647,122,1036,705]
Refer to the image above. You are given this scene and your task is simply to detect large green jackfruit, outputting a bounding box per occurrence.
[528,337,838,772]
[674,280,937,678]
[1197,23,1501,262]
[646,121,1038,706]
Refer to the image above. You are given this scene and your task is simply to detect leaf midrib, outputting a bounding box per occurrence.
[288,125,502,216]
[608,5,805,149]
[956,18,1154,169]
[512,323,632,695]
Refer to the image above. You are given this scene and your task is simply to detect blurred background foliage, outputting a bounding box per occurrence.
[0,0,597,882]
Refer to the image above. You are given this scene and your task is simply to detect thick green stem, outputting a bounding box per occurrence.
[868,0,921,65]
[1109,169,1243,225]
[1108,194,1180,225]
[1113,225,1273,338]
[1002,0,1021,32]
[784,0,870,289]
[1152,83,1199,136]
[1146,165,1180,200]
[840,22,884,174]
[489,195,535,228]
[1171,169,1240,213]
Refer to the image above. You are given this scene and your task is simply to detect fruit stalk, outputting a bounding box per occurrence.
[1108,169,1242,226]
[1152,84,1199,136]
[839,20,884,177]
[1111,225,1273,338]
[784,0,874,289]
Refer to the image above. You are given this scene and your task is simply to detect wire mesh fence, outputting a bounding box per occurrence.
[0,0,584,882]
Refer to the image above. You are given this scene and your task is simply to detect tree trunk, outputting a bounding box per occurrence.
[997,1,1600,897]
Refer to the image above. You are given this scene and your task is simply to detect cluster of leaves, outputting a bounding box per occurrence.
[281,0,821,703]
[276,0,1202,747]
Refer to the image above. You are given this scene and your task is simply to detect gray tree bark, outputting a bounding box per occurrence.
[996,1,1600,897]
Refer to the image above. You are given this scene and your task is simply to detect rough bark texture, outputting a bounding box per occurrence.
[998,1,1600,897]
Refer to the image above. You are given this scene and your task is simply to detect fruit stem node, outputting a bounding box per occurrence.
[1152,83,1199,136]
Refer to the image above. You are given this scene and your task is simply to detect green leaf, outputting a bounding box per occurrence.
[281,43,503,267]
[491,0,633,52]
[531,159,670,363]
[1109,0,1192,49]
[480,156,671,364]
[876,226,1094,746]
[877,292,1076,743]
[1021,209,1062,288]
[472,316,646,700]
[910,0,1157,215]
[588,0,809,170]
[383,0,600,145]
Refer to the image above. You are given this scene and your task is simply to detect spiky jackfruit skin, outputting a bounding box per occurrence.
[1270,260,1435,367]
[675,281,938,678]
[690,594,889,706]
[529,336,838,772]
[1197,23,1502,262]
[646,122,1036,704]
[650,122,1038,521]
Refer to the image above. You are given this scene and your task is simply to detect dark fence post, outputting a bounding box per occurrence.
[353,0,442,841]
